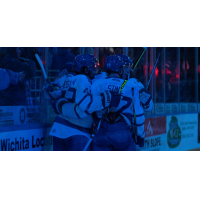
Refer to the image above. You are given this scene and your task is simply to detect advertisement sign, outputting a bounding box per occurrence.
[165,103,179,113]
[142,113,199,151]
[155,103,164,114]
[142,116,167,151]
[166,113,198,151]
[180,103,197,112]
[0,128,53,151]
[0,106,40,126]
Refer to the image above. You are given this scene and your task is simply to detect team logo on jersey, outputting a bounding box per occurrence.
[167,116,181,148]
[20,108,26,124]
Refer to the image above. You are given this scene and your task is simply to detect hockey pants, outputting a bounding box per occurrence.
[92,119,135,151]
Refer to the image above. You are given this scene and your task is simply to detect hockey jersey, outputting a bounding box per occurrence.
[49,74,93,139]
[93,72,152,112]
[49,74,106,139]
[91,76,145,136]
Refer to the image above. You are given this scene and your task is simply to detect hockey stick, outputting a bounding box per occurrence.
[131,47,147,74]
[35,54,57,93]
[133,48,163,147]
[83,119,102,151]
[83,48,147,151]
[146,48,163,90]
[35,54,51,85]
[120,47,147,93]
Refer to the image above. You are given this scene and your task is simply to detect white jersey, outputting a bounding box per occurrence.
[61,74,104,114]
[92,72,107,83]
[49,74,105,139]
[49,74,93,139]
[91,76,145,136]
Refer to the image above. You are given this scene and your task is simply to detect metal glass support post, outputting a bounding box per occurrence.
[163,47,166,106]
[177,47,180,104]
[44,47,49,124]
[150,47,154,113]
[123,47,128,56]
[145,48,148,87]
[80,47,85,54]
[160,47,164,103]
[195,47,198,105]
[93,47,99,60]
[38,48,48,124]
[153,47,156,113]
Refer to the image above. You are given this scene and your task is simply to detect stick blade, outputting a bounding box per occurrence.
[35,54,47,80]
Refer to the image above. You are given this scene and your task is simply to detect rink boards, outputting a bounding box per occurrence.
[142,113,200,151]
[0,106,53,151]
[1,106,200,151]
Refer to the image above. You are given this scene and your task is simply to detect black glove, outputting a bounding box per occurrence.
[50,97,68,115]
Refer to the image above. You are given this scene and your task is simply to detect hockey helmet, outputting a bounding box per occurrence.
[115,54,133,67]
[104,55,124,73]
[60,62,74,73]
[74,54,97,73]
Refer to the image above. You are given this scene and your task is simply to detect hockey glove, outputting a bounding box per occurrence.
[45,83,61,100]
[139,88,152,109]
[50,98,68,115]
[101,90,111,109]
[134,131,145,148]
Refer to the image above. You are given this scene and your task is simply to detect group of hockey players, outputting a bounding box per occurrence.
[43,53,153,151]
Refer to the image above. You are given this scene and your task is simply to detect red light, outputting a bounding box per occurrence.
[176,74,179,78]
[186,60,189,70]
[144,66,147,76]
[198,65,200,73]
[155,67,159,77]
[166,68,171,75]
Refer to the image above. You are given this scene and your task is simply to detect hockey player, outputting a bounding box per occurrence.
[91,55,146,151]
[115,54,153,112]
[44,55,114,151]
[92,53,153,112]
